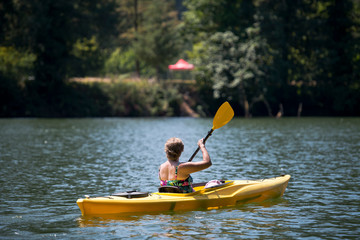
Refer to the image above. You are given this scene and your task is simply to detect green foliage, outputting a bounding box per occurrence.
[189,28,269,116]
[104,48,136,75]
[101,80,182,116]
[71,36,104,76]
[0,74,25,117]
[183,0,253,37]
[0,46,34,117]
[0,46,35,80]
[103,47,155,77]
[132,0,182,79]
[0,77,184,117]
[185,0,360,116]
[2,0,118,84]
[1,0,360,117]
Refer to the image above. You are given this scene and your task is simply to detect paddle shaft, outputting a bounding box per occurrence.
[188,129,214,162]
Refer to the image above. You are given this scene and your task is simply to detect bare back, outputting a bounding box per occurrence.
[159,138,212,181]
[159,161,179,180]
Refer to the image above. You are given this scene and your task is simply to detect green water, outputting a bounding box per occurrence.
[0,117,359,239]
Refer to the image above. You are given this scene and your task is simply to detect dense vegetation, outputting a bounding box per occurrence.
[1,0,359,117]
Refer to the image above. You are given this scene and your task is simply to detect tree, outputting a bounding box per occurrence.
[1,0,118,116]
[183,0,255,38]
[116,0,149,77]
[132,0,182,80]
[320,0,359,114]
[184,0,360,116]
[2,0,118,83]
[184,0,270,117]
[256,0,317,115]
[190,29,269,117]
[256,0,360,115]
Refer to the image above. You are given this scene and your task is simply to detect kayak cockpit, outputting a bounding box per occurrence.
[157,180,235,195]
[111,191,149,199]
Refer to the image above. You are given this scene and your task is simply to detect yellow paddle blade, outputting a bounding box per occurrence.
[212,101,234,130]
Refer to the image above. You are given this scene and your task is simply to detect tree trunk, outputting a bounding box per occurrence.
[239,84,250,118]
[297,102,303,118]
[263,98,273,117]
[276,103,284,118]
[133,0,140,78]
[244,95,250,118]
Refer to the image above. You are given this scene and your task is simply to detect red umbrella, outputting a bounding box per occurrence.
[168,59,194,70]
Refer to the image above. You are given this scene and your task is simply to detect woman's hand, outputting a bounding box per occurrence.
[197,138,205,148]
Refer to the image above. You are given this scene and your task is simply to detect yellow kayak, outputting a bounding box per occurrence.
[77,175,290,216]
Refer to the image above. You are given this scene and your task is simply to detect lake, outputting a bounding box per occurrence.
[0,117,359,239]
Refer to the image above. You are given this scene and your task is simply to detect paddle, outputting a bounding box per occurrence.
[188,101,234,162]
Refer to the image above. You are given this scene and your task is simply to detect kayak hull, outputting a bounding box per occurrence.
[77,175,290,216]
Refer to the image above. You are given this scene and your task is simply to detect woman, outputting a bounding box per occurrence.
[159,137,212,193]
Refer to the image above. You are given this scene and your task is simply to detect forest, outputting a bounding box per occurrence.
[1,0,359,117]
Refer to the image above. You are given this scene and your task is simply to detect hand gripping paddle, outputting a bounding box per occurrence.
[188,101,234,162]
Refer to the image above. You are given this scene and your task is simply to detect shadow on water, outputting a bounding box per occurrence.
[76,196,288,227]
[75,197,292,240]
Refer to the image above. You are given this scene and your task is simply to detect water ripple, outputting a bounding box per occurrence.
[0,117,359,239]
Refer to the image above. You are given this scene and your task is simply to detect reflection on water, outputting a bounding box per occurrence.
[0,117,359,239]
[76,199,293,239]
[76,197,286,228]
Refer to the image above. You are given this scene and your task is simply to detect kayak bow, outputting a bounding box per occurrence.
[77,175,290,216]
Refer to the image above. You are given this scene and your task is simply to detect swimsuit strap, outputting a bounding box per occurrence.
[159,165,180,181]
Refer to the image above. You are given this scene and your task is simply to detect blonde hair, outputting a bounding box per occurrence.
[164,137,184,160]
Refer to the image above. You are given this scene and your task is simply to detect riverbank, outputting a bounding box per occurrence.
[73,77,201,117]
[0,75,205,118]
[3,75,359,118]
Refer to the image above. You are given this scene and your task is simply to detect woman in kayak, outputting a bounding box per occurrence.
[159,137,212,193]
